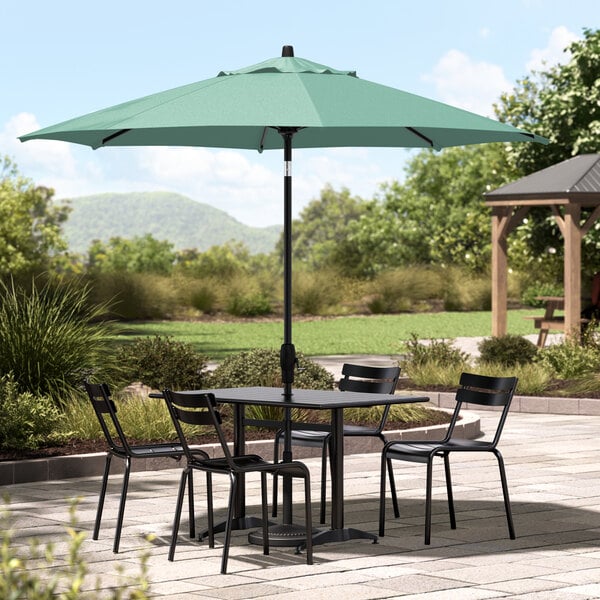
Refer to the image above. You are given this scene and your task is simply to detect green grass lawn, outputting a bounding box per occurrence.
[114,309,542,359]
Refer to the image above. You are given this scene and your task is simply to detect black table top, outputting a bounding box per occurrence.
[168,386,429,409]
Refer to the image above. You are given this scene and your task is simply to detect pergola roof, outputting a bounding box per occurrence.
[485,154,600,203]
[483,154,600,343]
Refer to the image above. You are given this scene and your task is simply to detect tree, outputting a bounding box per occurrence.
[495,28,600,276]
[346,144,517,276]
[87,234,176,275]
[495,28,600,175]
[276,185,368,271]
[0,156,69,276]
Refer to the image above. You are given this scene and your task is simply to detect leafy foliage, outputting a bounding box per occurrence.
[0,499,150,599]
[87,234,176,275]
[0,277,119,405]
[345,144,518,276]
[117,335,209,390]
[0,157,70,277]
[402,333,470,370]
[477,334,538,366]
[535,338,600,379]
[0,373,67,451]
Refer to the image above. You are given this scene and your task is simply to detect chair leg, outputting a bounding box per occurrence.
[221,474,237,575]
[261,472,269,556]
[494,449,516,540]
[443,453,456,530]
[113,457,131,554]
[169,468,188,562]
[387,457,400,518]
[93,454,112,541]
[187,468,195,539]
[304,473,313,565]
[206,472,215,548]
[378,450,388,537]
[425,459,433,545]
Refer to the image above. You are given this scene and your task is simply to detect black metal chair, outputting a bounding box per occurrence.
[163,389,313,574]
[83,381,207,553]
[379,372,518,544]
[273,363,401,524]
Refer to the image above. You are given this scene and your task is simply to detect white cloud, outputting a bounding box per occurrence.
[1,112,78,177]
[526,26,579,72]
[422,49,512,116]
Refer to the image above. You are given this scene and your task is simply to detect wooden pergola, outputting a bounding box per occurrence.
[484,154,600,341]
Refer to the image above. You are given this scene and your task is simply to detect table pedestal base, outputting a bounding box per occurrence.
[248,523,320,547]
[198,516,267,541]
[248,525,378,549]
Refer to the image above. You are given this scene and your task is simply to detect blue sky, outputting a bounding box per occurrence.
[1,0,597,227]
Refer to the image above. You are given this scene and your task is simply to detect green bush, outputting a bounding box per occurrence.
[442,268,491,311]
[477,334,538,366]
[521,281,564,307]
[226,291,272,317]
[402,333,470,369]
[0,373,67,451]
[1,499,150,599]
[293,270,341,315]
[208,348,334,421]
[190,282,218,314]
[88,271,176,320]
[0,276,119,405]
[367,267,440,314]
[117,335,209,390]
[535,339,600,379]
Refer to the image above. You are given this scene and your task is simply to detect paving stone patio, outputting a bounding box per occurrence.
[4,410,600,599]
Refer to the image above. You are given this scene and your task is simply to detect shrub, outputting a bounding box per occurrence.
[226,290,272,317]
[293,270,341,315]
[521,281,564,307]
[117,335,209,390]
[477,334,538,366]
[87,271,176,320]
[535,339,600,379]
[0,276,119,405]
[402,333,470,369]
[367,267,440,314]
[0,373,67,451]
[208,348,334,421]
[442,268,491,311]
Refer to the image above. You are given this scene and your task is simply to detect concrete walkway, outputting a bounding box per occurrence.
[4,410,600,599]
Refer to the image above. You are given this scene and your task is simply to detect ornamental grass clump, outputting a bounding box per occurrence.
[0,276,119,406]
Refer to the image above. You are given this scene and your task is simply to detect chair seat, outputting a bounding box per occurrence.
[194,454,309,478]
[386,439,495,461]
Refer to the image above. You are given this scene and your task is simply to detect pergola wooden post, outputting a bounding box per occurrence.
[485,155,600,343]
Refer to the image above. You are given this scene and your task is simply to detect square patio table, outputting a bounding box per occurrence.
[168,386,429,549]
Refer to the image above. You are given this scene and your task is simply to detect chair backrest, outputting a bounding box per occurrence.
[338,363,400,394]
[446,372,518,446]
[84,381,132,455]
[338,364,401,432]
[163,390,235,468]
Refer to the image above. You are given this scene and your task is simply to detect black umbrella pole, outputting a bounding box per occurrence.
[280,130,296,400]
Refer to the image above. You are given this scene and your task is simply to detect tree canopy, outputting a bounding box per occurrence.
[0,156,69,277]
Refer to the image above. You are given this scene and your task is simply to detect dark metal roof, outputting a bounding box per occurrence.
[485,154,600,202]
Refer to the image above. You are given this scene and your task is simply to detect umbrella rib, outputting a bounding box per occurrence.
[102,129,131,145]
[407,127,434,147]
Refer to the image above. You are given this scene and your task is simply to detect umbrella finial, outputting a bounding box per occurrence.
[281,45,294,57]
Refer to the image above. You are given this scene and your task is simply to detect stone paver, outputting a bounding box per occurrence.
[3,410,600,598]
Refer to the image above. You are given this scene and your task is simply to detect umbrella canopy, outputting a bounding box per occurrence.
[20,49,546,152]
[20,46,548,397]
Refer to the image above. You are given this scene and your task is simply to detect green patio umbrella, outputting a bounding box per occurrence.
[20,45,547,397]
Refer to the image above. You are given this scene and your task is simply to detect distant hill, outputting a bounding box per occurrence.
[60,192,281,254]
